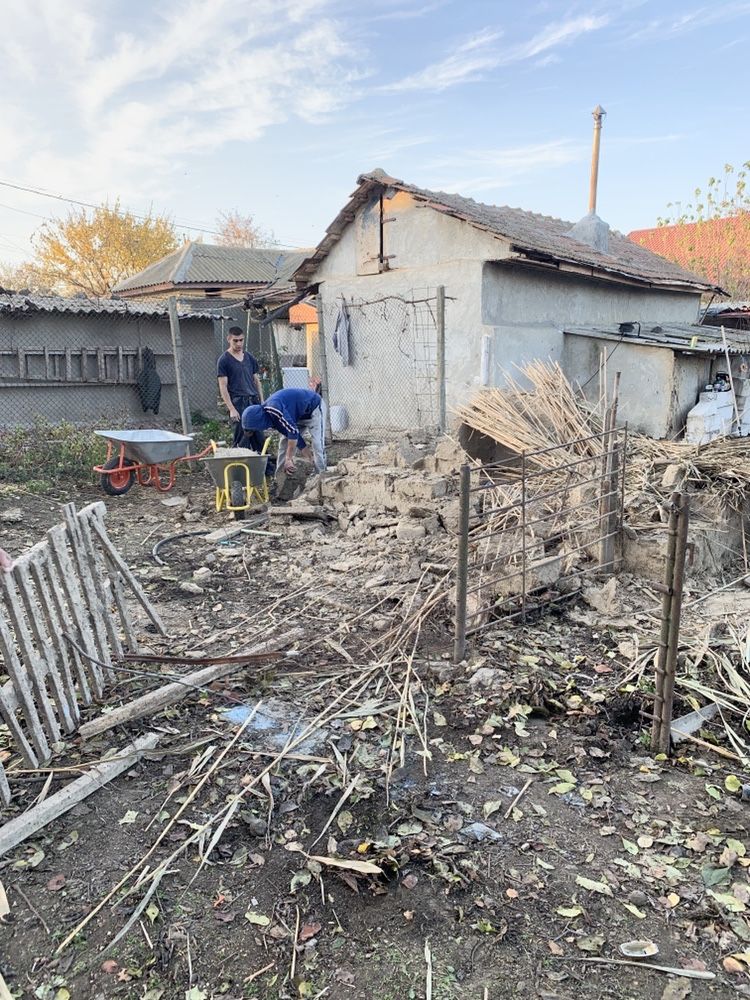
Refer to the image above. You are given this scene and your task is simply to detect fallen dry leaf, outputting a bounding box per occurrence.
[661,979,692,1000]
[299,921,322,942]
[46,875,66,892]
[402,874,418,890]
[101,960,118,974]
[307,855,383,875]
[548,940,563,955]
[723,956,745,974]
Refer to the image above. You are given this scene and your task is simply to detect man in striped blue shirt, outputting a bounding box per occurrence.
[241,387,326,476]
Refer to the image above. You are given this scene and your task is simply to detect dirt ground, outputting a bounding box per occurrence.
[1,459,749,1000]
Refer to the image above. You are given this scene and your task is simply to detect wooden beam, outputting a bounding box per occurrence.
[0,734,160,857]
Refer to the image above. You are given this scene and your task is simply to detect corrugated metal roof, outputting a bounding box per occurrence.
[113,242,308,294]
[564,322,750,355]
[0,291,220,320]
[296,169,720,293]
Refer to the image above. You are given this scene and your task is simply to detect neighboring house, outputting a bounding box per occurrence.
[295,169,721,438]
[113,241,308,304]
[0,292,223,429]
[113,241,311,373]
[629,215,750,299]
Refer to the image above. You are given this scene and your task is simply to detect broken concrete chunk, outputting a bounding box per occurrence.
[192,567,212,582]
[468,667,502,688]
[1,508,23,523]
[396,520,427,542]
[179,581,204,595]
[661,463,686,489]
[460,822,503,843]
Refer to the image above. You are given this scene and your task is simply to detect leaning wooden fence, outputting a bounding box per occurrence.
[0,501,165,805]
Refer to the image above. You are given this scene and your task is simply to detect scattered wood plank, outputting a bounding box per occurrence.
[78,633,294,741]
[204,523,246,544]
[29,553,82,722]
[0,733,160,857]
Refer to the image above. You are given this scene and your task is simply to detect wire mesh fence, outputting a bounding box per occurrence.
[318,287,444,438]
[453,426,627,659]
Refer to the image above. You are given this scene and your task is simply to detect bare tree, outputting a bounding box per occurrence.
[216,210,275,248]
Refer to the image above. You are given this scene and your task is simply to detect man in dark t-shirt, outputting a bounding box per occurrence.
[217,327,264,449]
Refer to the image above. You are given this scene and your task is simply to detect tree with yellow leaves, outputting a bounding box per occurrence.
[33,200,180,299]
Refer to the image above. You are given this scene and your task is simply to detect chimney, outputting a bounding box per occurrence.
[567,104,610,253]
[588,104,606,214]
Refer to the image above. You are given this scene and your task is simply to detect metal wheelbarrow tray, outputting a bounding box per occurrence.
[94,429,212,497]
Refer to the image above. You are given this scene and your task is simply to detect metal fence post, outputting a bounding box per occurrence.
[314,295,334,444]
[453,463,471,663]
[167,296,192,437]
[651,492,690,754]
[521,450,527,623]
[436,285,446,433]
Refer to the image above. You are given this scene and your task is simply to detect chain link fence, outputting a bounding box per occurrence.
[0,292,260,485]
[318,287,444,439]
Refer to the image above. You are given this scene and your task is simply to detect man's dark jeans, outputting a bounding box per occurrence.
[231,395,275,476]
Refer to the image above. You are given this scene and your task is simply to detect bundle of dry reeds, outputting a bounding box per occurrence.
[454,361,603,472]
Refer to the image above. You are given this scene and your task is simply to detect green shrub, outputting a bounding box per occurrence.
[0,420,108,488]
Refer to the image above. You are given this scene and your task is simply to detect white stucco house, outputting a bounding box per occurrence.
[294,169,727,438]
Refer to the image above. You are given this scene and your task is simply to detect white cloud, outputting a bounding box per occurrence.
[624,2,750,42]
[425,139,585,194]
[383,14,609,93]
[382,28,504,93]
[0,0,364,216]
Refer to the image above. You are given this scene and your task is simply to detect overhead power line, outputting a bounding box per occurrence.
[0,178,312,250]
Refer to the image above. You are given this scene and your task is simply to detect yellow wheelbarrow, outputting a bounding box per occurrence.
[202,438,271,516]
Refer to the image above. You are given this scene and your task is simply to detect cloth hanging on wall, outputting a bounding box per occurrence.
[332,301,352,366]
[135,347,162,414]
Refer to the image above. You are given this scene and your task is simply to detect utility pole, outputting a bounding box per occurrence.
[588,105,606,215]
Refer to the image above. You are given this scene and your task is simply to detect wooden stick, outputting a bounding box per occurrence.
[88,518,166,634]
[555,956,714,980]
[504,778,533,819]
[78,633,293,741]
[0,734,160,857]
[14,884,51,936]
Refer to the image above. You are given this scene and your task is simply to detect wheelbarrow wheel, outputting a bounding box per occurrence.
[231,480,246,520]
[101,457,136,496]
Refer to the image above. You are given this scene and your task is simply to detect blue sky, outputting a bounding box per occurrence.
[0,0,749,263]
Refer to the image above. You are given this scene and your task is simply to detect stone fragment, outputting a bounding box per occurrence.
[396,520,427,542]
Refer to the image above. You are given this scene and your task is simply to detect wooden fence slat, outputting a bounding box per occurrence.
[29,554,82,720]
[14,563,76,734]
[89,518,166,634]
[62,504,113,669]
[0,610,50,763]
[74,507,122,671]
[84,505,139,653]
[38,551,92,707]
[0,761,10,806]
[0,574,60,745]
[47,526,104,699]
[0,681,39,768]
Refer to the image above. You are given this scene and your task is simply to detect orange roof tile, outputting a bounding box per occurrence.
[289,301,317,324]
[628,214,750,290]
